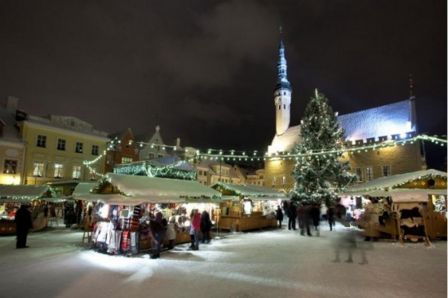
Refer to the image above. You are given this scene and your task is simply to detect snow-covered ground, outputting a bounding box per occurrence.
[0,224,446,298]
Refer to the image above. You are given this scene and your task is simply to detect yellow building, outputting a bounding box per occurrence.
[20,115,109,185]
[0,97,25,185]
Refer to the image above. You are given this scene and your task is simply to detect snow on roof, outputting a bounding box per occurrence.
[212,182,287,200]
[0,185,53,201]
[0,107,23,142]
[108,174,221,201]
[338,99,416,141]
[268,99,416,153]
[345,169,447,193]
[268,125,301,153]
[349,188,447,199]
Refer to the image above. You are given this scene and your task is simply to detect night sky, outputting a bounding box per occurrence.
[0,1,446,165]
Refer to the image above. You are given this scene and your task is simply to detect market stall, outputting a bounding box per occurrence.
[0,185,68,235]
[211,182,287,232]
[73,173,221,255]
[344,169,447,242]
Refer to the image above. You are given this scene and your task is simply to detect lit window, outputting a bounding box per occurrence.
[382,165,391,177]
[36,135,47,148]
[3,160,17,174]
[75,142,83,153]
[272,176,277,186]
[121,157,133,164]
[282,176,286,185]
[57,139,66,151]
[72,165,81,179]
[54,163,63,178]
[91,145,99,156]
[366,167,373,181]
[33,162,44,177]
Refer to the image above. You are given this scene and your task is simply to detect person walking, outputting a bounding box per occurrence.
[288,201,297,230]
[276,206,284,228]
[190,209,201,250]
[149,212,165,259]
[200,210,213,244]
[311,204,321,236]
[304,203,313,236]
[297,203,306,235]
[166,216,177,249]
[15,204,33,249]
[327,206,335,231]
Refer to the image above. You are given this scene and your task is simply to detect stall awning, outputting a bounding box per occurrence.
[344,169,447,194]
[0,185,54,202]
[73,175,221,205]
[212,182,287,200]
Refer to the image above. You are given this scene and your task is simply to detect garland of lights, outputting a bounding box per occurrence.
[83,134,447,172]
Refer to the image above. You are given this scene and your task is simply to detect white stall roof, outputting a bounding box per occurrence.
[212,182,287,200]
[346,169,447,193]
[0,185,52,200]
[73,175,221,205]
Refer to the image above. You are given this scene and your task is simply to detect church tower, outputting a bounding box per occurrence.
[274,37,292,136]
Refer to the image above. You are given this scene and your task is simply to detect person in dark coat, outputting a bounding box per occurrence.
[276,206,284,228]
[327,206,335,231]
[303,203,313,236]
[297,204,306,235]
[15,204,33,249]
[288,201,297,230]
[310,204,321,236]
[200,210,213,244]
[149,212,165,259]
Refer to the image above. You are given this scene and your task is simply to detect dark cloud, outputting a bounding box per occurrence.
[0,0,445,167]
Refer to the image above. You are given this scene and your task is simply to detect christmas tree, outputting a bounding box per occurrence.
[292,89,355,206]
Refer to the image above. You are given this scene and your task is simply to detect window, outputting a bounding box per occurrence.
[3,160,17,174]
[121,157,133,164]
[278,105,281,110]
[382,165,391,177]
[57,139,66,151]
[36,135,47,148]
[33,162,44,177]
[355,168,363,182]
[272,176,277,186]
[54,163,63,178]
[91,145,99,156]
[282,176,286,185]
[365,167,373,181]
[72,166,81,179]
[75,142,83,153]
[283,104,286,109]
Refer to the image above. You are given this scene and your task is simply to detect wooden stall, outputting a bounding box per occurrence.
[0,185,68,235]
[73,173,221,254]
[348,169,447,243]
[211,183,287,232]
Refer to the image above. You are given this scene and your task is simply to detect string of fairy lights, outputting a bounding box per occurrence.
[83,134,446,178]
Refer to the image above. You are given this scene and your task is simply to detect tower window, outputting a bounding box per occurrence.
[283,104,286,109]
[283,92,286,95]
[278,105,281,110]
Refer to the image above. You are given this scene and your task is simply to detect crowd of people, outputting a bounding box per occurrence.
[147,209,213,259]
[275,201,338,236]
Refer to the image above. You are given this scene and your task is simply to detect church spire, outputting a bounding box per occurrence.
[274,28,292,136]
[276,29,291,91]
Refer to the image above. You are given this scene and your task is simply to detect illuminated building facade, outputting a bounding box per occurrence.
[0,97,25,185]
[19,114,109,185]
[265,39,426,192]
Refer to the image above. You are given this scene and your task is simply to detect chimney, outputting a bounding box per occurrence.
[6,96,19,112]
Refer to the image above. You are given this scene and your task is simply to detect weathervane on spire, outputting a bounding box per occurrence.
[409,73,414,98]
